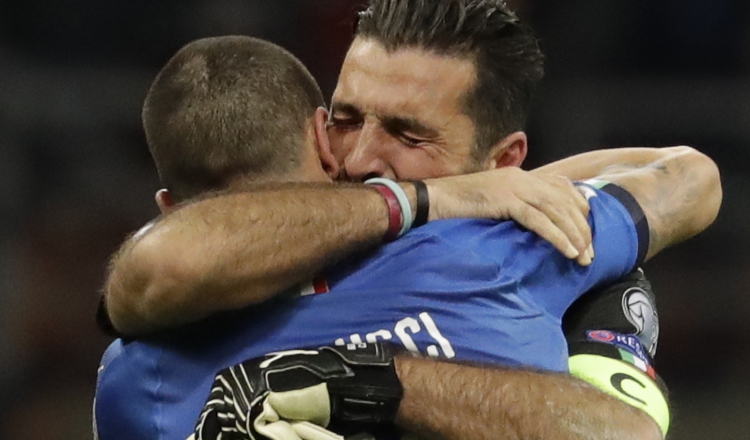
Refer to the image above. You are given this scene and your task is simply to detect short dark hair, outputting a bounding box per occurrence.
[355,0,544,156]
[143,36,325,201]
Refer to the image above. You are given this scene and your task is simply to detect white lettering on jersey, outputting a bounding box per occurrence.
[333,313,455,359]
[419,312,456,358]
[365,330,393,343]
[394,317,421,352]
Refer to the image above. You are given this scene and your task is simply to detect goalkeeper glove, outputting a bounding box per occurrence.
[564,268,659,357]
[191,342,402,440]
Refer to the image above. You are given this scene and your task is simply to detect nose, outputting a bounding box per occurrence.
[343,122,390,181]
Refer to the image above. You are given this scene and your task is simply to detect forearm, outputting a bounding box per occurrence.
[106,183,409,336]
[590,147,720,260]
[394,356,662,440]
[534,146,722,260]
[107,167,597,336]
[532,147,677,181]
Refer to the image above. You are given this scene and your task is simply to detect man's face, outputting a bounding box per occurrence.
[329,38,481,181]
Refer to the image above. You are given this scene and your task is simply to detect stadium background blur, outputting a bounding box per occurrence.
[0,1,747,438]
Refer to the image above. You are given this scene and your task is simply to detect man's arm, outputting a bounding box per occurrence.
[189,343,661,440]
[396,147,721,439]
[106,146,720,336]
[533,145,722,260]
[106,173,592,336]
[181,147,718,440]
[395,355,662,440]
[106,184,389,336]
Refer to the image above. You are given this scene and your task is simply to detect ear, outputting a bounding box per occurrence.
[313,106,339,180]
[482,131,528,170]
[155,189,176,215]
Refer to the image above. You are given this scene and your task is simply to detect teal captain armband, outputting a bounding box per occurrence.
[569,354,670,437]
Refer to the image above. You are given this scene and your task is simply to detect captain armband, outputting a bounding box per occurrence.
[569,334,670,437]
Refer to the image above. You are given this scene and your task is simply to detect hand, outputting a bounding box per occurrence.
[425,167,593,265]
[189,343,402,440]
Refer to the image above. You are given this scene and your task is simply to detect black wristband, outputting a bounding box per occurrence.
[412,180,429,228]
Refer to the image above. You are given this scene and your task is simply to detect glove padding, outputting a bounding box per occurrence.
[564,268,659,357]
[190,343,402,440]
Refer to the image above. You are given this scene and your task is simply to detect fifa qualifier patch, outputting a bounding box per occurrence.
[586,330,655,379]
[569,354,669,436]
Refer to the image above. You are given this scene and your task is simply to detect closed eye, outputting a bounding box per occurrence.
[329,102,363,131]
[382,116,438,148]
[328,116,362,131]
[398,133,427,147]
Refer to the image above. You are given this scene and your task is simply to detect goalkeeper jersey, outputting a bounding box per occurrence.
[94,183,648,440]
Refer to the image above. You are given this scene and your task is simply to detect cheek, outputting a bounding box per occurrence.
[389,150,442,180]
[327,130,352,165]
[394,150,469,180]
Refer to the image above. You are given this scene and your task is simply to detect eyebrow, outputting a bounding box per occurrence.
[330,102,361,117]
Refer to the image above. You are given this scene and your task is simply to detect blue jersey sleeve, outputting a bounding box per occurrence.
[446,182,648,321]
[594,182,650,267]
[522,182,649,319]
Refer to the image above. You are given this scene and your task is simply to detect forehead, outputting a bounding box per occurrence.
[334,38,476,121]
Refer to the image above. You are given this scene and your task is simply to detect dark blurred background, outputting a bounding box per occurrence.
[0,1,746,438]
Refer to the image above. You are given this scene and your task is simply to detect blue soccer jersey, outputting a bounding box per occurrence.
[94,183,648,440]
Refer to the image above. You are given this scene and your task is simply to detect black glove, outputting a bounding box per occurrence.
[564,268,659,357]
[191,343,402,440]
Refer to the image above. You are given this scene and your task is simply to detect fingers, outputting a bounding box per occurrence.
[511,202,581,261]
[424,170,594,267]
[537,176,593,263]
[558,195,593,262]
[509,175,591,265]
[541,198,588,254]
[566,181,594,263]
